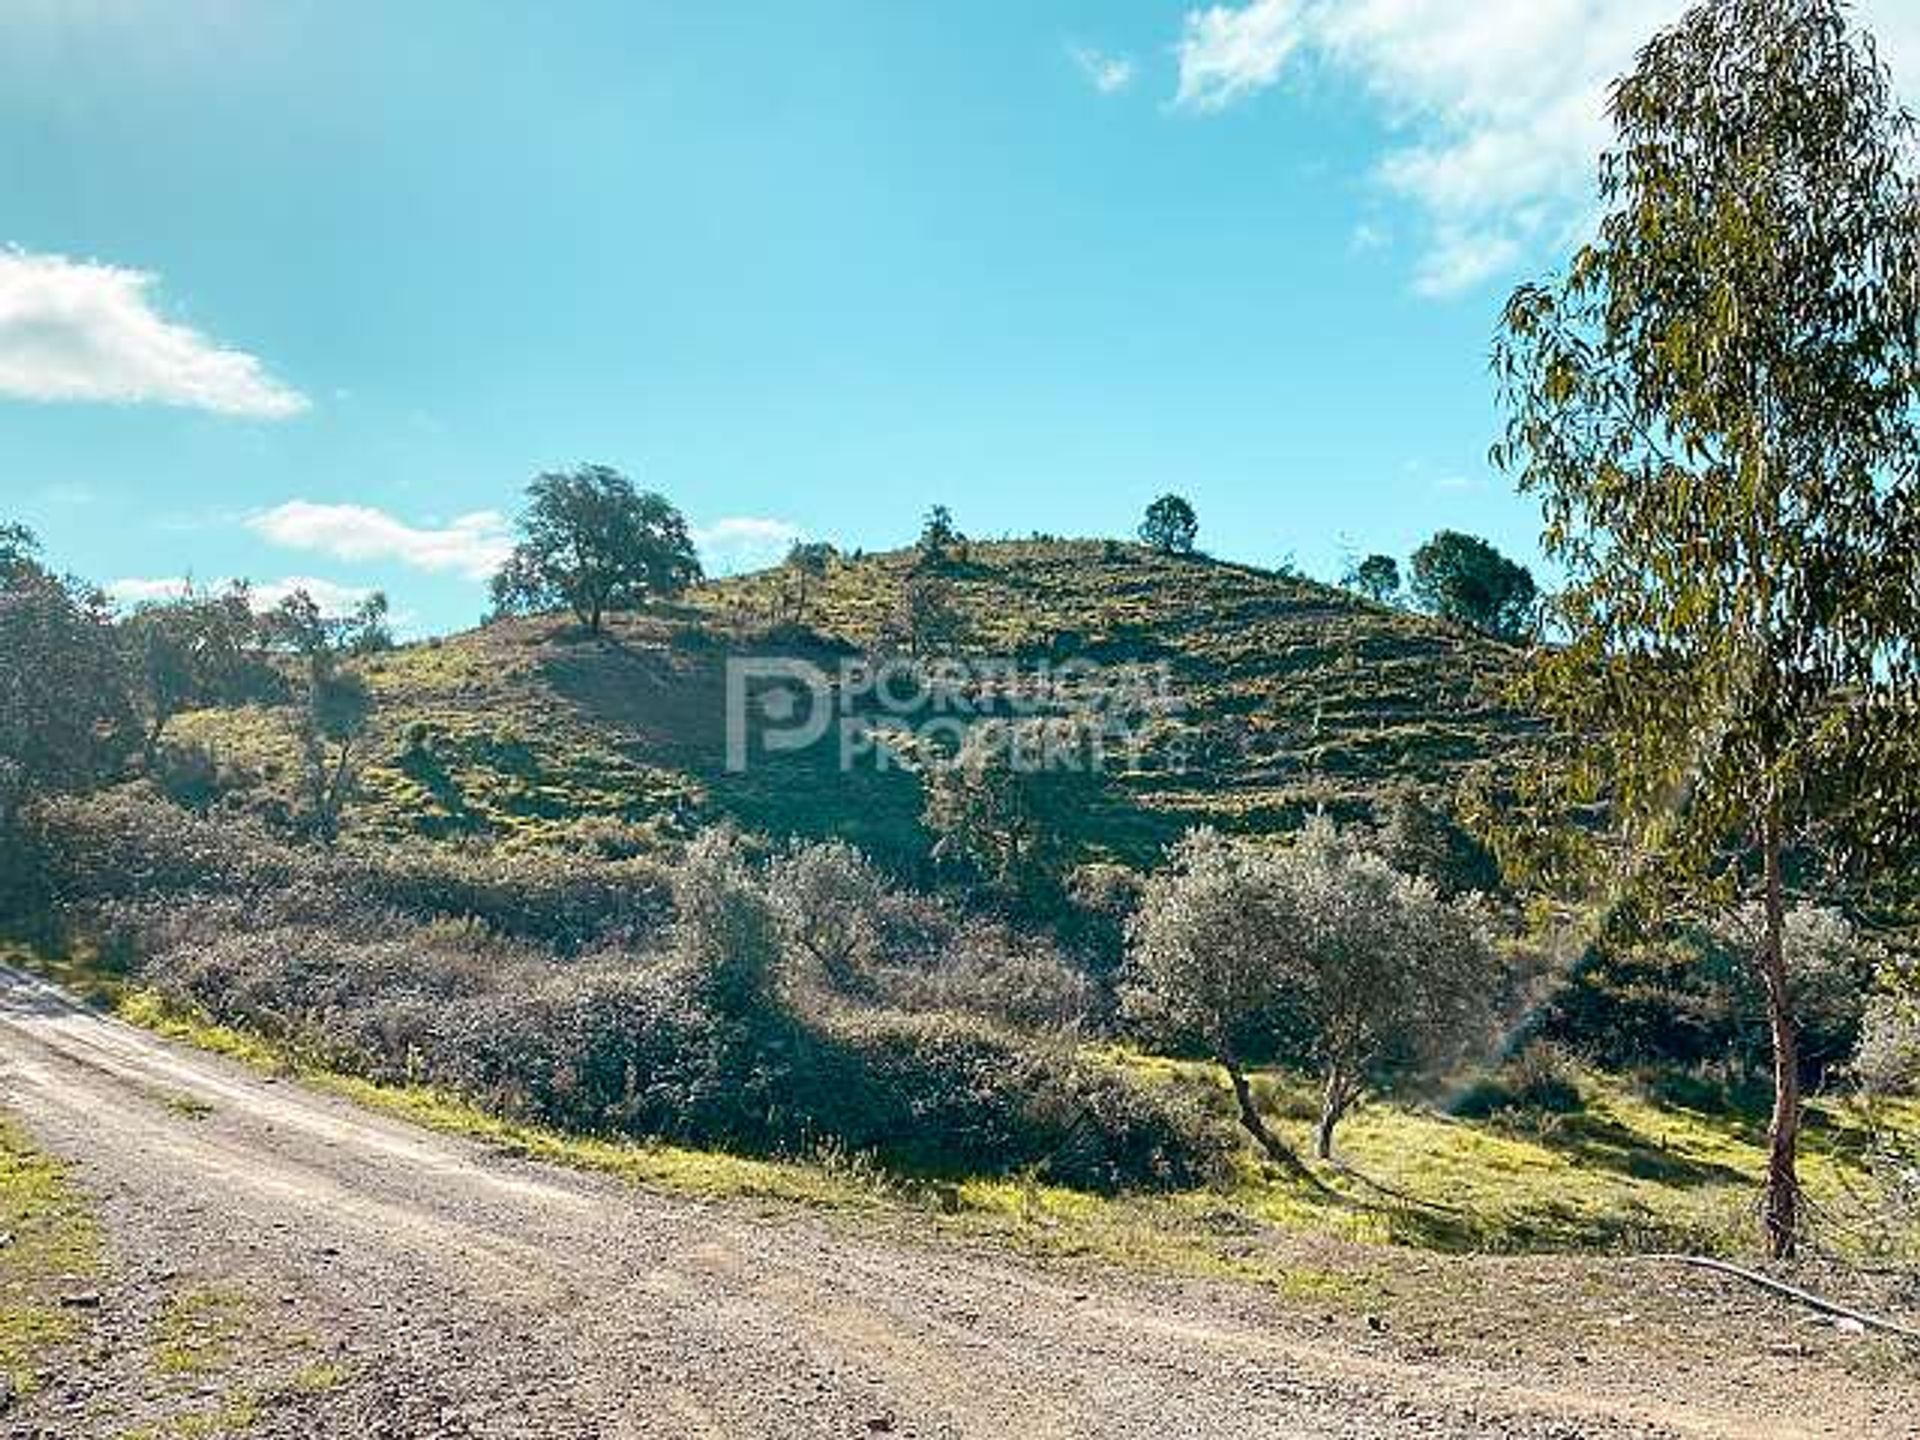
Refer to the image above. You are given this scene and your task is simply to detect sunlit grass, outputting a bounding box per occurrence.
[0,1115,100,1395]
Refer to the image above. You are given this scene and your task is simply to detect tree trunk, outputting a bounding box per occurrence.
[1221,1055,1312,1180]
[1317,1068,1357,1161]
[1757,814,1801,1260]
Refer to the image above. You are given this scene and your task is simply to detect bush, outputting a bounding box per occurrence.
[1539,906,1883,1084]
[36,795,1220,1192]
[807,1011,1225,1191]
[1454,1040,1585,1119]
[866,918,1092,1033]
[1855,993,1920,1096]
[125,901,1215,1189]
[28,789,671,950]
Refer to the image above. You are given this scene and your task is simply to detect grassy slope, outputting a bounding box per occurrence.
[167,540,1533,867]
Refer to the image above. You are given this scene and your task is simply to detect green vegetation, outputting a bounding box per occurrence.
[490,465,702,635]
[0,1114,100,1396]
[4,0,1920,1301]
[1493,0,1920,1256]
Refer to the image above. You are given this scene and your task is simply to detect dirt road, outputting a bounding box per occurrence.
[1,964,1912,1438]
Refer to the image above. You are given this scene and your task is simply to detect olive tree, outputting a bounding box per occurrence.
[1129,818,1499,1165]
[766,839,888,992]
[671,825,783,1016]
[1492,0,1920,1255]
[489,465,702,634]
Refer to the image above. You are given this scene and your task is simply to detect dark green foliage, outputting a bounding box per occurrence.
[1409,531,1536,643]
[916,505,964,566]
[259,588,392,659]
[1138,495,1199,555]
[923,719,1108,913]
[1538,907,1879,1087]
[121,583,276,757]
[0,526,137,825]
[1343,553,1402,605]
[778,541,836,621]
[1373,785,1499,898]
[1453,1041,1585,1120]
[888,571,965,656]
[489,466,702,633]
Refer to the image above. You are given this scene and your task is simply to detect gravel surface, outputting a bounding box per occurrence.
[0,964,1912,1439]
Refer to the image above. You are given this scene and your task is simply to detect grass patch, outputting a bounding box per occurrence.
[152,1287,249,1378]
[0,1114,100,1396]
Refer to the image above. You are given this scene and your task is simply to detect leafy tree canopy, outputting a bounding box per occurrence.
[490,465,701,633]
[1409,530,1537,642]
[1491,0,1920,1256]
[1138,494,1199,555]
[1344,553,1402,605]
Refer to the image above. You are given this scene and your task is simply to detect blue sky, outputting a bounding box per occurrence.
[5,1,1918,634]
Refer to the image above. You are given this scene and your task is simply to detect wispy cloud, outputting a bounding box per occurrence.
[0,248,307,417]
[109,575,374,617]
[1171,1,1920,296]
[1173,0,1307,112]
[248,501,513,580]
[1068,43,1136,95]
[693,516,802,576]
[1349,221,1390,254]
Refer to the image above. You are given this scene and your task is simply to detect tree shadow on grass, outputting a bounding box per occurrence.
[1520,1110,1752,1188]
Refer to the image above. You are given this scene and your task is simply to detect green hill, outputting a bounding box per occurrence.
[166,540,1536,868]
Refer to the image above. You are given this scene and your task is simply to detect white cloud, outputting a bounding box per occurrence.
[693,516,802,576]
[1173,0,1307,112]
[0,249,307,417]
[109,575,373,618]
[1069,44,1136,95]
[248,501,513,580]
[1172,1,1920,295]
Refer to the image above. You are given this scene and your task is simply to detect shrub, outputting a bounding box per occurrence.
[28,790,671,950]
[1454,1040,1584,1119]
[669,826,782,1014]
[1855,993,1920,1097]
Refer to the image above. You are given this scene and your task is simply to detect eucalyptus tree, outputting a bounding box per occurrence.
[1492,0,1920,1256]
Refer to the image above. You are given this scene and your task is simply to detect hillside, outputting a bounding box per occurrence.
[166,540,1536,869]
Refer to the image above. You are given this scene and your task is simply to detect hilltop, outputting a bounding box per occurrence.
[165,539,1535,869]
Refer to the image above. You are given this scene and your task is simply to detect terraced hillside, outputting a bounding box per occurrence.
[165,540,1536,868]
